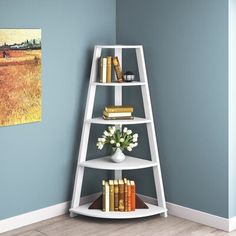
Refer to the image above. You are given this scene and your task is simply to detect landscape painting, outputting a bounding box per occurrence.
[0,29,41,127]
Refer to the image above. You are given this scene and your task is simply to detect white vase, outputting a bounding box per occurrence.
[111,148,126,163]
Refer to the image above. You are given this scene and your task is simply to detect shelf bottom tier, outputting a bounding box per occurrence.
[70,202,167,219]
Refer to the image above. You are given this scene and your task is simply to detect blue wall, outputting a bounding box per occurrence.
[0,0,116,220]
[117,0,229,217]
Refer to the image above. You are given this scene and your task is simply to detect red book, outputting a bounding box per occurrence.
[131,181,136,211]
[127,180,131,211]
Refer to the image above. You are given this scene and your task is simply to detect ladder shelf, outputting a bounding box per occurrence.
[70,45,167,219]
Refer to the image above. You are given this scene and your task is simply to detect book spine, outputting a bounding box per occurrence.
[105,108,134,113]
[131,181,136,211]
[100,57,107,83]
[103,111,132,118]
[118,180,124,211]
[127,181,131,211]
[105,182,109,212]
[100,57,103,83]
[106,56,112,83]
[109,180,114,211]
[124,178,128,211]
[113,57,123,83]
[102,180,105,211]
[114,180,119,211]
[103,115,134,120]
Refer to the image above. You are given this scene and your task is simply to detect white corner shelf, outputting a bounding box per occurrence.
[70,202,167,219]
[91,82,146,87]
[79,156,157,170]
[87,117,152,125]
[70,45,167,220]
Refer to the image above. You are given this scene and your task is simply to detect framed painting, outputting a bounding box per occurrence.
[0,29,41,127]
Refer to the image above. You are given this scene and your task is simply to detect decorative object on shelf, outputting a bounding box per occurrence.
[0,29,42,127]
[124,71,135,82]
[111,148,125,163]
[113,56,124,83]
[96,126,138,163]
[103,105,134,120]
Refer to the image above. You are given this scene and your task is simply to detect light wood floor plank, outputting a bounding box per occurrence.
[1,214,234,236]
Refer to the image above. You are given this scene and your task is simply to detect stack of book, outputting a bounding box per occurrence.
[99,56,123,83]
[103,105,134,120]
[102,178,136,212]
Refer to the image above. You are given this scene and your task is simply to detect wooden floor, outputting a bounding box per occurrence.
[2,214,236,236]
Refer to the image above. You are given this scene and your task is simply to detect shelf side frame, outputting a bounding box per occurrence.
[70,46,102,216]
[136,46,167,217]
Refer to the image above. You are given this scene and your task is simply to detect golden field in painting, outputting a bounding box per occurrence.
[0,50,41,126]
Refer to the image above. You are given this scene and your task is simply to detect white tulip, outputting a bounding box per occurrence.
[116,143,120,147]
[123,127,128,133]
[120,138,124,142]
[127,146,132,151]
[133,142,138,147]
[101,138,106,142]
[104,130,109,136]
[110,140,115,144]
[133,138,138,142]
[127,130,132,135]
[133,133,138,138]
[110,129,115,135]
[130,143,135,148]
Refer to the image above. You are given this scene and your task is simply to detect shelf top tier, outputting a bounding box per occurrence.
[80,156,157,170]
[87,117,152,125]
[92,82,145,87]
[95,45,142,49]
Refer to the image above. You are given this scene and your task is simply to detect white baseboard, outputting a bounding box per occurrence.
[229,216,236,232]
[137,194,232,232]
[0,193,101,234]
[1,193,236,233]
[0,201,70,234]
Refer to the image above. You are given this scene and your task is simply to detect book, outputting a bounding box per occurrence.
[106,56,112,83]
[124,178,128,211]
[100,57,107,83]
[109,180,114,211]
[131,180,136,211]
[103,115,134,120]
[118,179,125,211]
[103,111,132,118]
[113,57,123,83]
[127,180,131,211]
[114,180,119,211]
[102,180,105,211]
[105,181,109,212]
[105,105,134,113]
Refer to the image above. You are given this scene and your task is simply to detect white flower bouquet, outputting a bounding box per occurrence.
[96,126,138,152]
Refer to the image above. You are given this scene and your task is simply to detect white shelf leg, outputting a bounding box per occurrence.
[136,47,167,216]
[70,47,101,214]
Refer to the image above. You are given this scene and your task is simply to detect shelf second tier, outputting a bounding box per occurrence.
[86,117,152,125]
[79,156,157,170]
